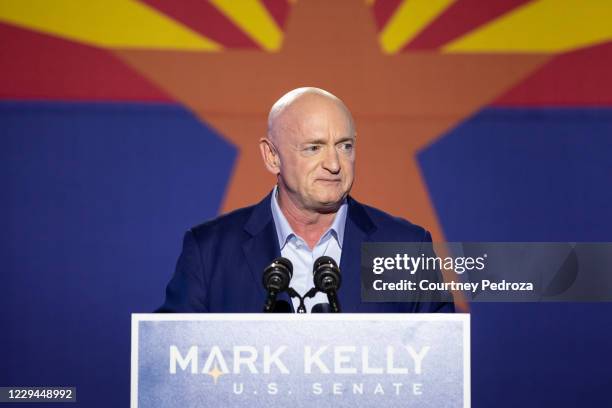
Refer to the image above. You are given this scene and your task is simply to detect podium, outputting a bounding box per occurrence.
[131,314,469,407]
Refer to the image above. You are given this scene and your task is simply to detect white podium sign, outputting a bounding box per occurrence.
[131,314,469,407]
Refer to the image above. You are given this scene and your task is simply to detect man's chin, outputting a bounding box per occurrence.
[312,193,347,213]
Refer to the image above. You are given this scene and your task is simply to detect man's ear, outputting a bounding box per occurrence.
[259,137,280,175]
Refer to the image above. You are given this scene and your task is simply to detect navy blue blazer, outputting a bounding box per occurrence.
[158,193,454,313]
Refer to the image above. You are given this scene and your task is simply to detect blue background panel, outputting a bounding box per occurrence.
[419,108,612,242]
[0,102,236,406]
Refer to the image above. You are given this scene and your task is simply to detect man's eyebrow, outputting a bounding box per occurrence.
[301,138,328,145]
[301,136,355,145]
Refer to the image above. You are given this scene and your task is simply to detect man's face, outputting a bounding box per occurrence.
[274,99,355,211]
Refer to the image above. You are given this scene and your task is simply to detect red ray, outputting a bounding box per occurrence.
[403,0,532,50]
[262,0,291,29]
[0,23,170,101]
[493,42,612,106]
[142,0,259,49]
[372,0,403,30]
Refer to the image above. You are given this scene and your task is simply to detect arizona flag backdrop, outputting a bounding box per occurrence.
[1,1,611,407]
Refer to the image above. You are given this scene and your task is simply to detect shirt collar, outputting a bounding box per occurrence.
[270,185,348,250]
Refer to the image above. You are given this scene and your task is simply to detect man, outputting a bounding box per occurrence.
[158,87,453,313]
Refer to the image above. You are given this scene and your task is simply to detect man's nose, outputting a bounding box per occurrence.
[322,146,340,174]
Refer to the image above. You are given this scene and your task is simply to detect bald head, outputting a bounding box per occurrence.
[260,87,356,213]
[267,87,355,143]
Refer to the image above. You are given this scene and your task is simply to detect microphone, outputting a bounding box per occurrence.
[313,256,342,313]
[262,257,293,313]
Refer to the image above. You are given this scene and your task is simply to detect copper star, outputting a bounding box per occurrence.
[114,0,550,241]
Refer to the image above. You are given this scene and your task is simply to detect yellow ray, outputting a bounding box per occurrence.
[210,0,283,51]
[444,0,612,53]
[379,0,455,54]
[0,0,221,50]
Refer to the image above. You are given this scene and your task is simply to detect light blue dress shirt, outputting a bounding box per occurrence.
[270,186,347,313]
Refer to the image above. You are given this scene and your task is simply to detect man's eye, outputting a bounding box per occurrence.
[305,145,320,152]
[339,143,353,151]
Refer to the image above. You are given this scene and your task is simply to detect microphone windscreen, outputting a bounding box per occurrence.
[273,257,294,274]
[313,256,337,271]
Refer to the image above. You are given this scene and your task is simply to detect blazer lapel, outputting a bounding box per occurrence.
[339,197,376,312]
[242,192,293,311]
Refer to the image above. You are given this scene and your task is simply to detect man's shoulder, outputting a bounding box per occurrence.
[189,202,258,241]
[352,198,429,241]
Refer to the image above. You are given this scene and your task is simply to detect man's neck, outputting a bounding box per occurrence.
[277,188,338,250]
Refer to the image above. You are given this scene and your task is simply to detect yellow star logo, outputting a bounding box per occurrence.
[207,363,225,385]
